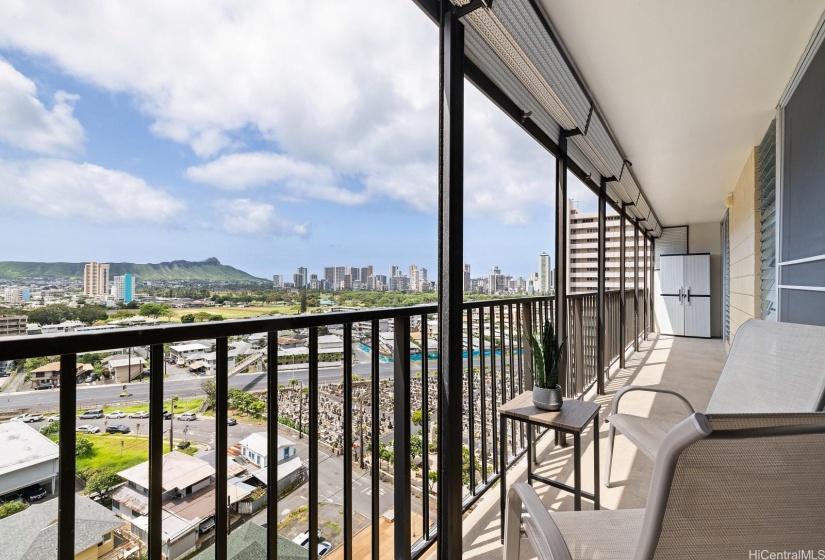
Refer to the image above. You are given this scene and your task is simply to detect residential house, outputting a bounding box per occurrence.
[0,422,59,497]
[189,521,308,560]
[107,356,147,383]
[0,496,123,560]
[169,343,210,363]
[240,433,304,494]
[112,452,216,560]
[28,361,93,388]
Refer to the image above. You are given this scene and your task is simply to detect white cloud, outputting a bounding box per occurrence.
[0,158,185,226]
[186,152,365,205]
[0,58,85,155]
[0,0,564,224]
[213,198,308,237]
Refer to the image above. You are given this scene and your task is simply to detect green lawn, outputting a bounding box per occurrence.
[79,397,204,416]
[61,434,199,474]
[167,305,301,322]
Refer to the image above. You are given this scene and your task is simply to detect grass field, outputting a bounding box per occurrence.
[81,398,204,416]
[64,434,199,474]
[167,306,300,322]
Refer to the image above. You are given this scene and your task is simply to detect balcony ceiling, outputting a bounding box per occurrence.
[538,0,825,225]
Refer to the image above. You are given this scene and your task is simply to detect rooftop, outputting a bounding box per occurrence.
[0,495,123,560]
[117,451,214,492]
[238,432,294,458]
[0,422,59,477]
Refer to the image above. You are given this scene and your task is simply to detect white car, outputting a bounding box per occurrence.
[44,416,59,423]
[76,425,101,434]
[10,414,43,423]
[178,412,197,421]
[105,410,126,419]
[128,410,149,419]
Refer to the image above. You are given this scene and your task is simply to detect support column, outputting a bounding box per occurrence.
[596,179,606,394]
[437,3,464,558]
[643,233,649,339]
[634,221,640,351]
[619,203,627,369]
[650,236,656,334]
[555,135,569,395]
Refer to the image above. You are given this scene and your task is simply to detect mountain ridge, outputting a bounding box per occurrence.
[0,258,268,283]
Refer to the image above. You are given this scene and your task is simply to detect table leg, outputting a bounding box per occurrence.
[500,412,506,542]
[573,432,582,510]
[593,412,600,510]
[527,423,533,486]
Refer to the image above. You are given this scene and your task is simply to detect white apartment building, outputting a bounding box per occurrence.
[463,263,471,292]
[538,252,553,294]
[568,200,646,293]
[83,261,110,297]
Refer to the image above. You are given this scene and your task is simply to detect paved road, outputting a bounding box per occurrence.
[2,356,452,413]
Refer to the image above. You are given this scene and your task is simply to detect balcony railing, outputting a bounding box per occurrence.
[0,292,647,560]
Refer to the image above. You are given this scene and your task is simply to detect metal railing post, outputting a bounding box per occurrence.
[58,354,77,560]
[437,1,465,557]
[619,203,627,369]
[555,135,570,395]
[634,221,640,351]
[148,346,163,560]
[520,302,533,390]
[597,179,607,394]
[394,318,412,560]
[266,332,279,560]
[215,337,229,560]
[573,297,584,396]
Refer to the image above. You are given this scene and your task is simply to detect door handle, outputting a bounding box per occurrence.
[686,287,691,305]
[678,287,683,305]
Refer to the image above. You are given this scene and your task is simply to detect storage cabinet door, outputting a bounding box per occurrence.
[658,296,685,336]
[684,254,711,296]
[684,296,710,338]
[659,256,685,296]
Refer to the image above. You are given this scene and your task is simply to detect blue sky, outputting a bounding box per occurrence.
[0,1,595,281]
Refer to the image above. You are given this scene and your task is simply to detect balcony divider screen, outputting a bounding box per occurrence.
[758,120,777,321]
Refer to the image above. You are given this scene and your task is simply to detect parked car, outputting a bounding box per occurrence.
[22,484,46,502]
[43,415,58,423]
[106,424,131,434]
[1,492,22,504]
[35,383,54,390]
[128,410,149,419]
[176,440,191,450]
[178,412,197,421]
[76,425,101,434]
[227,417,237,426]
[162,410,173,420]
[292,531,332,557]
[78,409,104,419]
[84,374,99,383]
[198,516,216,534]
[105,410,126,419]
[11,414,43,423]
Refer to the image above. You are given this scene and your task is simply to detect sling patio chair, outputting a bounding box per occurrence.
[504,412,825,560]
[604,318,825,487]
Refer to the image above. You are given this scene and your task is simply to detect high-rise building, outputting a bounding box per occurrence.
[568,199,644,293]
[389,265,400,278]
[83,262,110,297]
[409,265,419,292]
[113,274,135,303]
[538,252,552,294]
[463,263,471,292]
[293,267,308,289]
[488,266,505,294]
[3,287,22,304]
[360,266,373,287]
[272,274,284,288]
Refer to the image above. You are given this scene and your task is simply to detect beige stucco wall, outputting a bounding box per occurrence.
[728,148,761,343]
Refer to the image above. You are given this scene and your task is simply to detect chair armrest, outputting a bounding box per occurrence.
[505,483,573,560]
[609,386,695,418]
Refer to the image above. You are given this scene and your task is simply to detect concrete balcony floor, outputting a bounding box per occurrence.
[459,334,728,560]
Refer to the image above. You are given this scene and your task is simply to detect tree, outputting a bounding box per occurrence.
[427,470,438,492]
[411,409,430,427]
[462,445,482,488]
[249,400,266,417]
[208,314,224,321]
[201,380,217,410]
[139,303,170,318]
[180,314,196,324]
[0,501,28,519]
[85,468,123,496]
[76,437,94,457]
[300,290,308,313]
[40,420,59,437]
[409,434,422,461]
[24,356,51,372]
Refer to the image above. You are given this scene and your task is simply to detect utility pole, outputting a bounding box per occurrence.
[169,396,174,451]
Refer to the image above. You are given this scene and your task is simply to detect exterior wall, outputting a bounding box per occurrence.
[688,223,723,338]
[0,458,58,495]
[727,149,761,342]
[75,544,99,560]
[96,532,115,558]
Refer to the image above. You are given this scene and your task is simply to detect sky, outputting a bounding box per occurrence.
[0,1,595,281]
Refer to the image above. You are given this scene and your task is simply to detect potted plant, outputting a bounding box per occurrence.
[527,320,566,411]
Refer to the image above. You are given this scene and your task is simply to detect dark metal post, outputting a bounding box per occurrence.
[437,2,464,558]
[148,346,164,560]
[619,203,627,369]
[634,221,640,351]
[650,237,656,334]
[215,338,229,560]
[394,318,412,560]
[596,180,606,394]
[643,234,649,340]
[343,324,353,560]
[308,329,319,560]
[266,332,279,560]
[370,321,380,558]
[58,354,77,560]
[555,135,569,395]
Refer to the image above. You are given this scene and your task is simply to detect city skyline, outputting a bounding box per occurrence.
[0,2,596,281]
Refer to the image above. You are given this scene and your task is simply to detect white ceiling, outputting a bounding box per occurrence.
[538,0,825,226]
